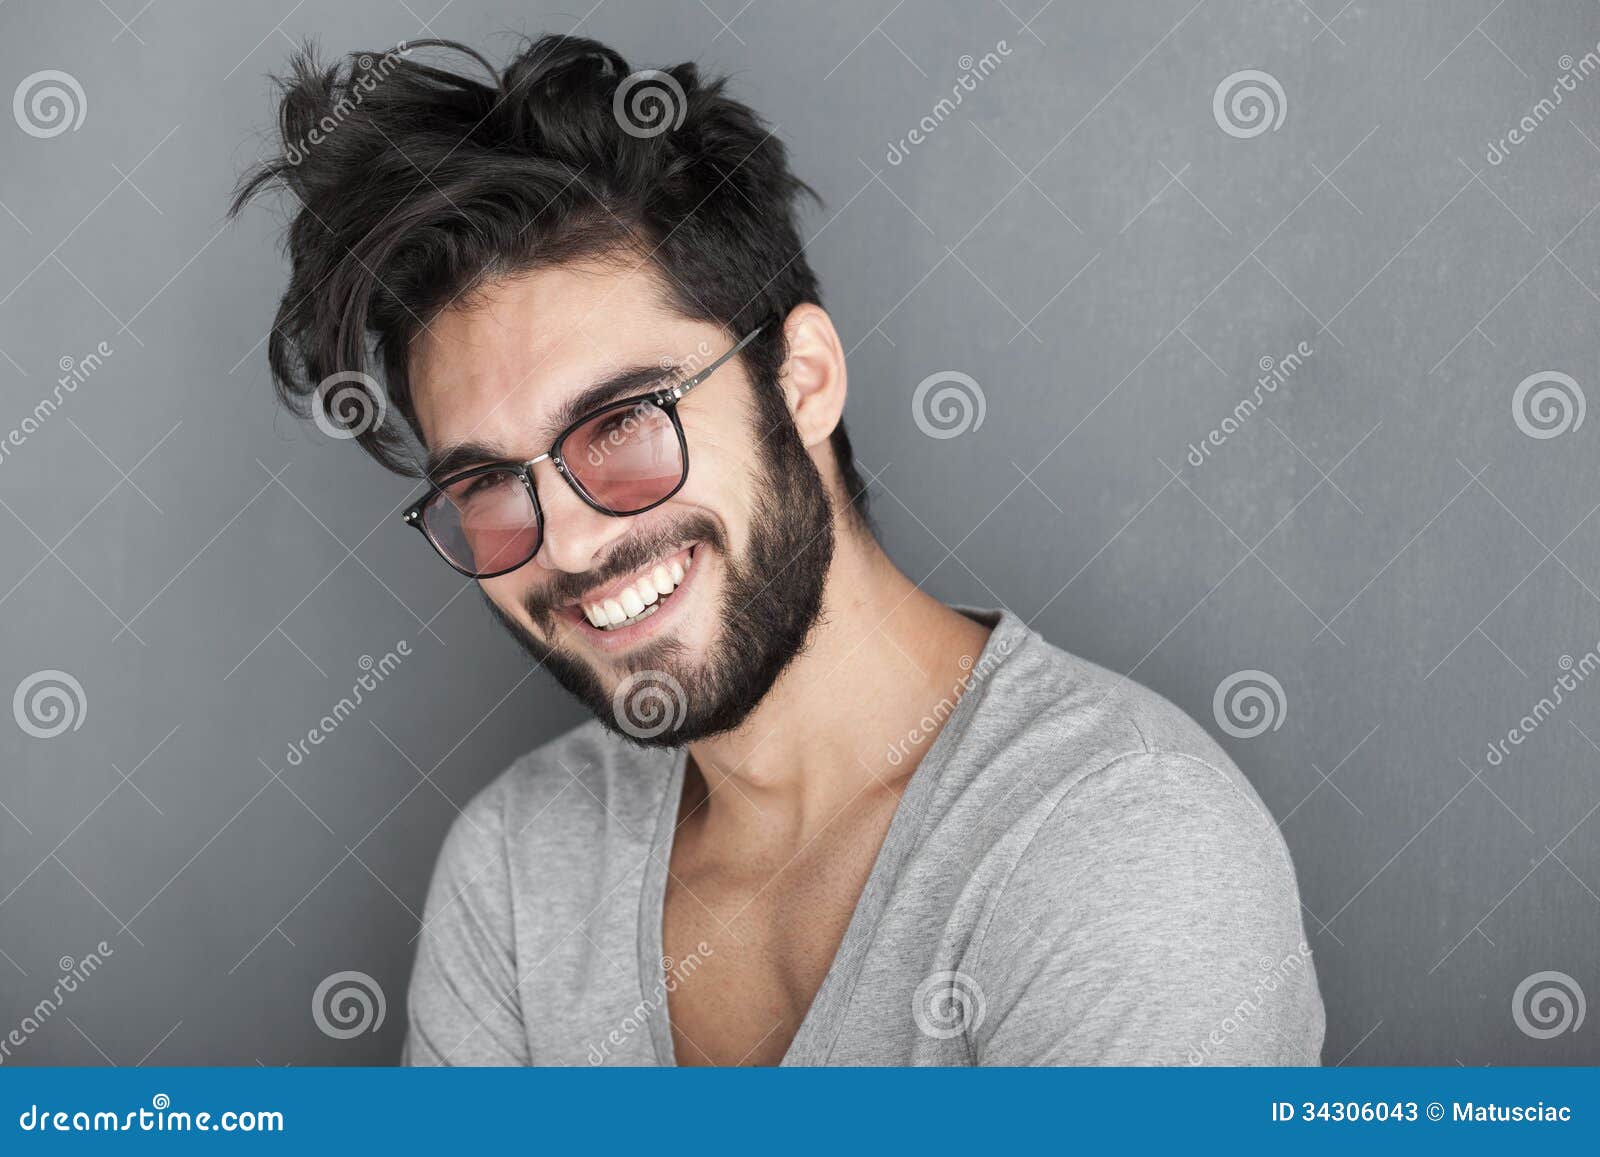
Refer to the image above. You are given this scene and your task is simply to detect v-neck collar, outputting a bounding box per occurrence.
[635,607,1024,1066]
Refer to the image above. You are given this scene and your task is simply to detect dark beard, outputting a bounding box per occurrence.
[484,404,835,747]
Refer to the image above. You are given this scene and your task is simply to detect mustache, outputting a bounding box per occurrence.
[523,513,726,621]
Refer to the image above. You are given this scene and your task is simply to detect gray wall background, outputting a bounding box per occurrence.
[2,0,1598,1066]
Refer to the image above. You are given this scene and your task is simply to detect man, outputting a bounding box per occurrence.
[236,34,1325,1066]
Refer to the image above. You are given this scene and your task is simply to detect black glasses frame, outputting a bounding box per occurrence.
[403,325,764,579]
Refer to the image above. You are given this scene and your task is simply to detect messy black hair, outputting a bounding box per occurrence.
[231,34,869,522]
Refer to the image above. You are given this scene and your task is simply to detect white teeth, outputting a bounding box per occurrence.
[582,550,695,630]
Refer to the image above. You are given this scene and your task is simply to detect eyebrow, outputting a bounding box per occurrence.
[423,361,677,481]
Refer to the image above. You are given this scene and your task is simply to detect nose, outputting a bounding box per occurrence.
[527,459,631,574]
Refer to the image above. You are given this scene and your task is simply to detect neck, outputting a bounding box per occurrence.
[684,514,993,838]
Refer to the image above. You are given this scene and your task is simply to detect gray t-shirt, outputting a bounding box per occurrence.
[404,608,1325,1065]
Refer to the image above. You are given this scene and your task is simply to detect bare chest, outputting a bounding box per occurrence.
[660,811,894,1065]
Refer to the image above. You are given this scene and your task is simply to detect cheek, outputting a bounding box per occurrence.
[675,410,760,516]
[480,574,539,631]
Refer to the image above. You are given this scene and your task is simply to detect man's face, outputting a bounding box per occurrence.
[409,259,834,744]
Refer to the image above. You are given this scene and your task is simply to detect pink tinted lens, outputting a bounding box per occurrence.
[428,469,540,575]
[565,400,684,512]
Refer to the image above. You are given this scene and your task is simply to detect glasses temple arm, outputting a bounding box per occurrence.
[669,323,766,400]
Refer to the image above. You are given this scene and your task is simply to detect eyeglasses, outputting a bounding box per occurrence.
[402,326,763,578]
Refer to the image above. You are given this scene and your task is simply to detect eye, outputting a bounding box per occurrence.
[449,470,516,503]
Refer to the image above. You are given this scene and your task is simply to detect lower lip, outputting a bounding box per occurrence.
[565,544,701,652]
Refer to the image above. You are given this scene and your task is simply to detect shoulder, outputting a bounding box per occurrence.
[972,745,1325,1063]
[978,616,1240,787]
[963,623,1323,1062]
[426,719,669,899]
[979,621,1300,915]
[1006,747,1299,907]
[407,721,672,1065]
[957,620,1261,836]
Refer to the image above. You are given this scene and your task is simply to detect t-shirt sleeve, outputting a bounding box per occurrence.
[403,785,530,1066]
[970,750,1325,1066]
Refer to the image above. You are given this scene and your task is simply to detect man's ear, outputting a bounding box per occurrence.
[776,303,846,450]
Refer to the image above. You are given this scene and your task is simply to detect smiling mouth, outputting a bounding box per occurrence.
[574,545,695,631]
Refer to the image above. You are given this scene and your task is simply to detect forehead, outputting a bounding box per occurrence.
[408,258,680,454]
